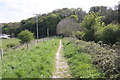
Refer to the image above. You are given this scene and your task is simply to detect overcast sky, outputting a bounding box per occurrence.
[0,0,119,23]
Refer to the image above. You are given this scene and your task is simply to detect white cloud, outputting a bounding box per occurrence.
[0,0,119,23]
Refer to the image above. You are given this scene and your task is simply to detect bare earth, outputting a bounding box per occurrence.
[52,40,72,78]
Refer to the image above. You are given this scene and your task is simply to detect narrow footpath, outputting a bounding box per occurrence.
[52,40,72,78]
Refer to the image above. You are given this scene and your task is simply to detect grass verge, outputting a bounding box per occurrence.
[62,38,105,78]
[2,38,59,78]
[1,38,20,48]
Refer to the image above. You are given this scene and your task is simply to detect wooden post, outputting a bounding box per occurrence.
[0,49,3,60]
[47,28,49,37]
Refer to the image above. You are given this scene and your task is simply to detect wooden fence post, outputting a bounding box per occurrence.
[0,49,3,60]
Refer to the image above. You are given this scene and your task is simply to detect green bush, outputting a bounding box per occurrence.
[72,31,85,40]
[99,24,120,44]
[70,38,119,78]
[7,44,16,48]
[69,15,78,21]
[18,30,34,44]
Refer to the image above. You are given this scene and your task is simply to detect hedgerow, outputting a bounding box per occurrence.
[66,38,119,78]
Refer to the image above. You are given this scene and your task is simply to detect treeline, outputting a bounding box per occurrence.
[73,5,120,44]
[2,8,86,38]
[2,5,120,44]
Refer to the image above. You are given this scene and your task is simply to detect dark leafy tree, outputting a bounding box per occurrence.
[99,24,120,44]
[90,6,119,25]
[81,12,104,41]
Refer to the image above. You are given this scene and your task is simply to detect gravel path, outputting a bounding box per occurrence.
[52,40,72,78]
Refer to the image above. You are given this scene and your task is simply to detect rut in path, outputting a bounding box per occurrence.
[52,40,71,78]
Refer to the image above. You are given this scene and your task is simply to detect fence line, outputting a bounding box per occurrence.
[12,38,52,50]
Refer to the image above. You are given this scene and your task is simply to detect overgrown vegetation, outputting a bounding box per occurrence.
[1,3,119,79]
[75,12,120,44]
[62,38,105,78]
[98,24,120,44]
[6,44,16,48]
[63,38,120,78]
[2,39,59,78]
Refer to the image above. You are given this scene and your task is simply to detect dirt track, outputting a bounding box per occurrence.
[52,40,71,78]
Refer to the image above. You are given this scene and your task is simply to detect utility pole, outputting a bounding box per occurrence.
[34,14,40,43]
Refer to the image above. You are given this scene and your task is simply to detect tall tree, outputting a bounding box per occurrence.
[81,12,104,41]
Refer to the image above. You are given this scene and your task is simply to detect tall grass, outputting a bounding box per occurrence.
[62,38,105,78]
[1,38,20,48]
[2,38,59,78]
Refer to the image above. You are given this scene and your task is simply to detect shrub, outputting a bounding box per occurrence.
[99,24,120,44]
[72,31,85,40]
[7,44,16,48]
[69,15,78,21]
[71,38,119,78]
[18,30,34,44]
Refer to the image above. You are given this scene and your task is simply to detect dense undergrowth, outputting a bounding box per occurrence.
[62,38,105,78]
[2,38,59,78]
[63,37,120,78]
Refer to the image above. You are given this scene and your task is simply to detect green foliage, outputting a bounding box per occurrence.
[90,6,107,13]
[6,44,16,48]
[72,31,85,40]
[80,12,104,41]
[71,38,119,78]
[80,11,119,44]
[2,22,20,37]
[18,30,34,43]
[2,8,86,38]
[89,6,119,24]
[62,38,104,78]
[99,24,120,44]
[45,14,60,36]
[69,15,78,21]
[0,39,20,48]
[2,39,59,78]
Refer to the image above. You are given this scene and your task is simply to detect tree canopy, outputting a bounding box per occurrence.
[2,5,119,44]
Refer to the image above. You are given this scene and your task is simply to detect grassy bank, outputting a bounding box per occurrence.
[62,38,105,78]
[2,38,59,78]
